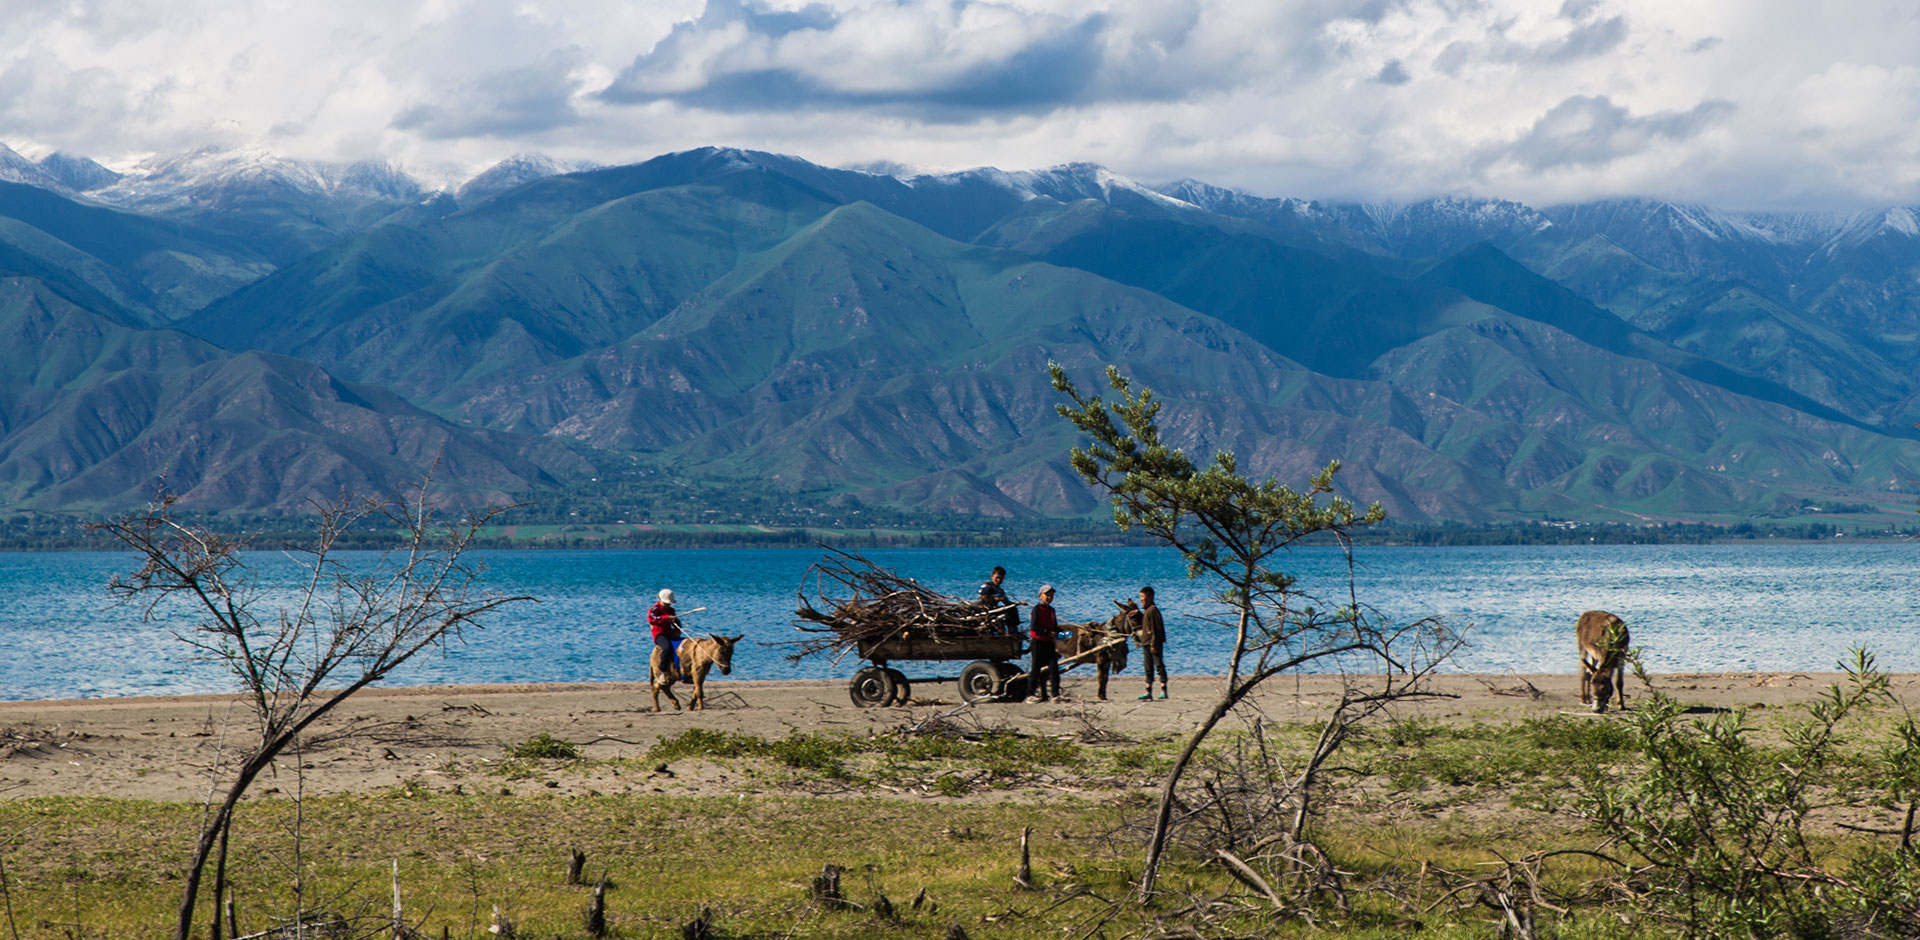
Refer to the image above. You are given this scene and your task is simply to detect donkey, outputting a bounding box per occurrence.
[650,633,745,712]
[1055,602,1146,701]
[1576,610,1630,713]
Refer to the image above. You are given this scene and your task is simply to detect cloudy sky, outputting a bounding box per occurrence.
[5,0,1919,209]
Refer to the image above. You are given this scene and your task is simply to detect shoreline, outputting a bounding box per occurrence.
[0,669,1880,708]
[3,671,1909,803]
[5,537,1916,554]
[1,526,1913,553]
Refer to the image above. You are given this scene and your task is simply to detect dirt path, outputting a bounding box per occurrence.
[0,671,1893,802]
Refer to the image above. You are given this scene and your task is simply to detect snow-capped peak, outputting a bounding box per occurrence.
[1004,162,1200,210]
[37,152,121,191]
[1880,206,1917,236]
[454,152,588,204]
[892,160,1200,211]
[79,145,433,210]
[0,142,62,190]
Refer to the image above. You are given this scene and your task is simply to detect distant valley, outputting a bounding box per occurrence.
[2,141,1917,530]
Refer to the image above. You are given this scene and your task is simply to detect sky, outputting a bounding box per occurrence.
[4,0,1920,210]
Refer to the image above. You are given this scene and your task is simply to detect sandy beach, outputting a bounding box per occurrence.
[0,669,1900,803]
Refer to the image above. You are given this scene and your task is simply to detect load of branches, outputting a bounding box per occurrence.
[789,545,1013,662]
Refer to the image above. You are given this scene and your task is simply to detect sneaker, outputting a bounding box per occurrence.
[1026,695,1048,704]
[1158,690,1169,699]
[1136,693,1153,701]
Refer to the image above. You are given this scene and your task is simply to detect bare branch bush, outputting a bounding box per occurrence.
[89,480,530,940]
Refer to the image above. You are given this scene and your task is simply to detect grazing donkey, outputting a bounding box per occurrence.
[1575,610,1630,713]
[650,633,745,712]
[1054,602,1145,701]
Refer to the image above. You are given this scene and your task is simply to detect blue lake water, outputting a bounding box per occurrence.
[0,543,1915,700]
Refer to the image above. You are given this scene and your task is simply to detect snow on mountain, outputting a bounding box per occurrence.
[1815,207,1920,256]
[0,143,61,190]
[1007,162,1201,210]
[454,153,593,205]
[336,159,426,200]
[1541,199,1859,248]
[879,160,1199,212]
[1156,177,1322,221]
[1333,195,1552,254]
[839,158,922,178]
[897,164,1037,198]
[1730,210,1857,247]
[36,152,121,191]
[88,146,432,209]
[1151,183,1553,256]
[11,138,1920,296]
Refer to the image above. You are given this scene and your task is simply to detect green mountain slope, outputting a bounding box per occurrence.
[0,276,588,510]
[0,181,271,322]
[979,202,1483,378]
[442,201,1532,520]
[1515,232,1913,426]
[188,160,841,405]
[3,148,1916,524]
[973,198,1920,519]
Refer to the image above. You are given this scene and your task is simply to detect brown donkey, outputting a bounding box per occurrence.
[1575,610,1630,713]
[650,634,745,712]
[1054,602,1145,701]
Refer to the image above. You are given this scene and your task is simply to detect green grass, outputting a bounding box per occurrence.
[15,707,1917,939]
[0,789,1654,940]
[505,732,583,760]
[1349,714,1640,794]
[0,793,1141,940]
[646,728,1111,791]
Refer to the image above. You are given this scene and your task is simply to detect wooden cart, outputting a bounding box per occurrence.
[848,632,1028,707]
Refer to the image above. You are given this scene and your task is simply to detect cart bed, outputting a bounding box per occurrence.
[857,632,1024,664]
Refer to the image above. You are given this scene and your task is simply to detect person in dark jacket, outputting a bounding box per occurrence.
[1137,586,1168,700]
[978,565,1020,634]
[1027,585,1062,702]
[648,588,683,680]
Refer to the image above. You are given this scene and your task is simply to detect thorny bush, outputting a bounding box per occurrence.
[1577,649,1920,939]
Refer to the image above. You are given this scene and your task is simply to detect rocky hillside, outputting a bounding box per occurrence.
[1,143,1915,523]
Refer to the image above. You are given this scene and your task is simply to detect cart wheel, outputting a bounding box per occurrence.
[884,668,912,706]
[958,660,1002,703]
[993,661,1031,702]
[849,667,896,707]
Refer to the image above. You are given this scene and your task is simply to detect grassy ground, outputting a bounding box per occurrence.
[4,792,1623,940]
[6,698,1914,939]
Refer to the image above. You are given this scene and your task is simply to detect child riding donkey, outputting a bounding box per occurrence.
[646,588,743,711]
[649,589,684,680]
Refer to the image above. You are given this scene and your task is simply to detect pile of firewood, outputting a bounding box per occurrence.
[789,546,1013,662]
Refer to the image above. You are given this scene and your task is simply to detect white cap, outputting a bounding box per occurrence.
[1039,584,1055,595]
[658,588,675,604]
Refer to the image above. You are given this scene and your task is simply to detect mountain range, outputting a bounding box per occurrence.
[1,140,1916,526]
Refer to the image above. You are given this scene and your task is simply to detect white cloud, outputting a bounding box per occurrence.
[3,0,1920,208]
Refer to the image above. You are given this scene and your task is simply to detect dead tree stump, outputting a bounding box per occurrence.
[680,908,714,940]
[1014,826,1036,890]
[810,864,848,909]
[565,849,586,886]
[583,875,607,937]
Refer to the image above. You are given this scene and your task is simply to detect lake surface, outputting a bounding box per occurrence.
[1,543,1915,700]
